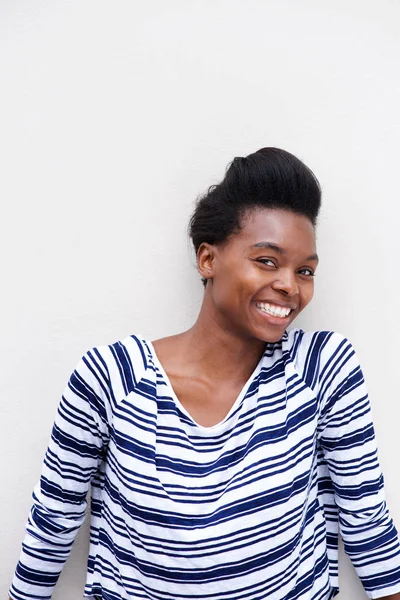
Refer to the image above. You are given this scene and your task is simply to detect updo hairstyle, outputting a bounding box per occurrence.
[188,147,321,285]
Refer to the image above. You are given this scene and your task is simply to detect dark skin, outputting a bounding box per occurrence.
[153,208,317,427]
[151,207,400,600]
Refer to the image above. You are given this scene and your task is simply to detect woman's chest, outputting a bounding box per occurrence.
[105,370,320,502]
[167,375,249,428]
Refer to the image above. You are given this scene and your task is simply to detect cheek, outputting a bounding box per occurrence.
[301,283,314,306]
[211,273,238,310]
[212,266,254,310]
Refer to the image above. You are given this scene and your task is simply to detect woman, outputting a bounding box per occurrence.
[9,148,400,600]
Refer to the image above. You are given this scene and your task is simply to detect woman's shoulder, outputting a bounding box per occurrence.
[80,333,153,394]
[86,332,151,363]
[283,328,355,370]
[280,329,352,392]
[285,327,350,348]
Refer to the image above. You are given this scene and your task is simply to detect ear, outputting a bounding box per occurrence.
[197,243,216,281]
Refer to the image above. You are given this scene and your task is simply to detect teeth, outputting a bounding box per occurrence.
[255,302,291,318]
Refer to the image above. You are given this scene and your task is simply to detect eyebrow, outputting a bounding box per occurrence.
[252,242,319,262]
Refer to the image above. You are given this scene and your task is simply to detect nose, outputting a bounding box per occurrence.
[271,268,299,297]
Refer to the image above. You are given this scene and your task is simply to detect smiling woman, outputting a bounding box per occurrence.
[9,149,400,600]
[193,208,317,346]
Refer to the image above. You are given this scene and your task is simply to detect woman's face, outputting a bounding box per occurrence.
[201,208,318,343]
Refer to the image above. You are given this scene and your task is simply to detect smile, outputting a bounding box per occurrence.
[255,302,292,318]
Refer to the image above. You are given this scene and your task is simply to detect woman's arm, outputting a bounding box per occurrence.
[317,333,400,599]
[9,348,111,600]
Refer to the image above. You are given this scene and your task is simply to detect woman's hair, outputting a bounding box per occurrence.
[189,148,321,277]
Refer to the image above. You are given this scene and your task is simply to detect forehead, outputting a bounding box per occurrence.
[233,208,317,253]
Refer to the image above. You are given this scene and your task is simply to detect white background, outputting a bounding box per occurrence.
[1,1,400,599]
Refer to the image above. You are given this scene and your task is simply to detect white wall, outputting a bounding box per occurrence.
[1,1,399,598]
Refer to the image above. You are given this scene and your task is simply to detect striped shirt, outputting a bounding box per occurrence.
[10,329,400,600]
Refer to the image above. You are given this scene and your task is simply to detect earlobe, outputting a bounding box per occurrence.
[197,243,216,281]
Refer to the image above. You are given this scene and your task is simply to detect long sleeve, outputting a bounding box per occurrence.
[317,333,400,599]
[9,348,111,600]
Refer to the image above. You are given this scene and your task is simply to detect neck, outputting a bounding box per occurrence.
[180,289,267,384]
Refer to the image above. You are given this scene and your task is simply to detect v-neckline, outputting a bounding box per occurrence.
[146,340,267,431]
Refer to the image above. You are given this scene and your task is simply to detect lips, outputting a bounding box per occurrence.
[255,301,295,319]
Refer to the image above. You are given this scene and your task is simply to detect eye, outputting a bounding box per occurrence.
[297,268,315,277]
[256,258,276,267]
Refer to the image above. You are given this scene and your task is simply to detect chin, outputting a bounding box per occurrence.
[265,331,286,343]
[253,328,287,344]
